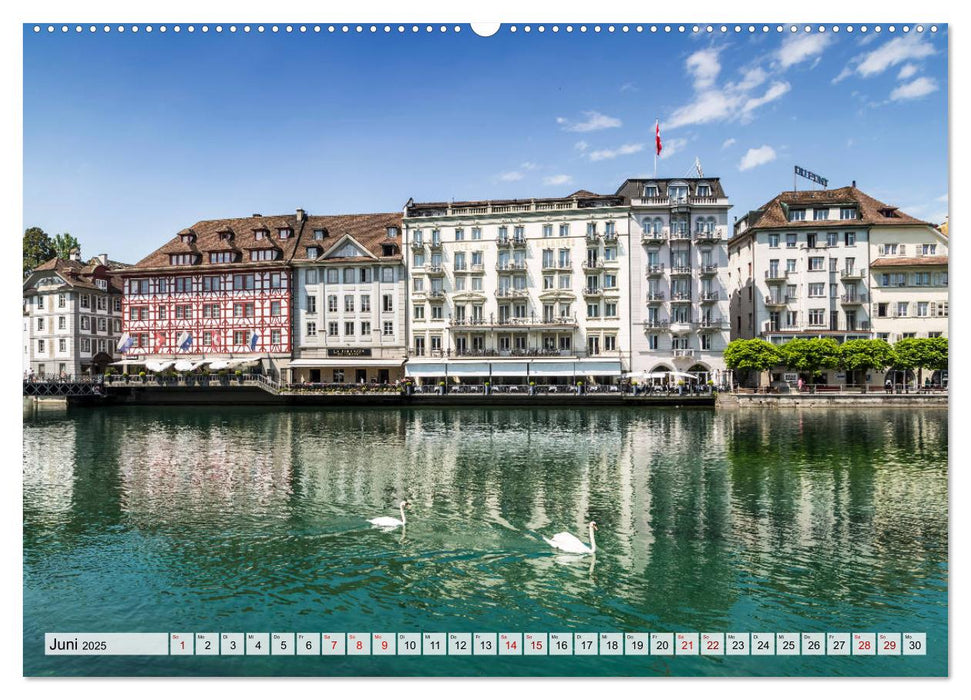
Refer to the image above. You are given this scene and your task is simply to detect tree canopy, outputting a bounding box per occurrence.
[52,233,80,260]
[724,339,783,372]
[23,227,54,277]
[840,339,898,373]
[778,338,841,376]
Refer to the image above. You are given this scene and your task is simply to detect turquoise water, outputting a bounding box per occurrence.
[23,405,948,676]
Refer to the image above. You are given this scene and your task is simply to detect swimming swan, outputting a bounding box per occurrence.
[543,521,597,554]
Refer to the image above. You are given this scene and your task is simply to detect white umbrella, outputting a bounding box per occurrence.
[207,359,230,370]
[109,359,144,367]
[145,359,176,372]
[667,370,700,381]
[174,359,195,371]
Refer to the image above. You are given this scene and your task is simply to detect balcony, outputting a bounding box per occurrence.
[646,264,665,277]
[495,288,529,299]
[643,319,670,330]
[410,240,425,250]
[449,314,579,330]
[764,295,787,308]
[764,269,788,282]
[428,290,446,300]
[699,291,720,303]
[646,292,665,303]
[670,292,692,303]
[699,264,719,276]
[585,233,601,244]
[582,287,603,297]
[697,317,726,329]
[603,231,618,242]
[428,238,443,250]
[840,267,866,280]
[470,263,485,273]
[496,237,511,248]
[672,349,695,358]
[641,230,667,244]
[693,228,723,242]
[669,230,692,241]
[426,264,446,276]
[541,261,558,271]
[840,293,868,305]
[453,263,469,274]
[670,265,692,276]
[582,259,605,271]
[496,261,527,272]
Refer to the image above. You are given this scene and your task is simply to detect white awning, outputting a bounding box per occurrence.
[668,370,701,381]
[174,360,195,372]
[405,362,447,377]
[290,358,406,368]
[145,360,176,372]
[447,362,491,377]
[527,361,578,377]
[489,362,529,376]
[207,359,231,370]
[576,360,623,376]
[109,359,145,367]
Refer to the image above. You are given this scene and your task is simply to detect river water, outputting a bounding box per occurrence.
[23,405,948,676]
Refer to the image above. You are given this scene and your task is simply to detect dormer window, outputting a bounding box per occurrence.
[644,185,659,197]
[667,183,688,201]
[313,229,327,240]
[250,249,278,262]
[789,209,806,222]
[386,226,399,238]
[840,207,858,220]
[879,207,899,218]
[306,247,319,259]
[96,279,107,290]
[179,233,196,244]
[169,253,198,266]
[382,244,396,256]
[696,184,711,197]
[254,229,267,240]
[278,228,292,239]
[210,251,235,264]
[218,230,235,242]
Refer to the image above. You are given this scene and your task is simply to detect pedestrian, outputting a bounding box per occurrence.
[797,377,804,393]
[885,378,892,394]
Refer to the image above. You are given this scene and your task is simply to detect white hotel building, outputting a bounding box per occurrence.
[402,190,633,384]
[728,185,943,346]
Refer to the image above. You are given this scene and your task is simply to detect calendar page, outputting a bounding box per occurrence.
[20,6,950,683]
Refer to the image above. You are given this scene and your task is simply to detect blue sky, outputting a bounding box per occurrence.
[24,24,948,264]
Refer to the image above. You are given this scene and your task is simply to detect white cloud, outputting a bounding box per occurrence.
[667,91,738,129]
[556,111,622,132]
[890,76,938,101]
[574,141,589,152]
[686,48,721,89]
[777,33,833,69]
[738,145,777,171]
[731,67,768,92]
[588,142,645,162]
[543,174,573,186]
[898,63,919,80]
[520,161,538,170]
[722,138,736,149]
[659,137,688,160]
[620,82,637,92]
[740,81,791,118]
[498,171,524,182]
[836,34,935,82]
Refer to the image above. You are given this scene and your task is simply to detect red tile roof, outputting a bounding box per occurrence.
[871,255,948,267]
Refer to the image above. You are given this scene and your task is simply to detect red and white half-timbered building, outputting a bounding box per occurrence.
[120,210,309,376]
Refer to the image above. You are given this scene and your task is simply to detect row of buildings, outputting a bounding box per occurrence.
[22,178,948,386]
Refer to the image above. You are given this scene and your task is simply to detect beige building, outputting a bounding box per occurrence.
[868,226,948,343]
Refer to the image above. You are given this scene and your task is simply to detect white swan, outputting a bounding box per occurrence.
[368,500,410,529]
[543,521,597,554]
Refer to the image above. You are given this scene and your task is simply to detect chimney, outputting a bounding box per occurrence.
[252,213,262,217]
[98,253,108,266]
[296,208,306,222]
[69,247,81,262]
[852,180,856,188]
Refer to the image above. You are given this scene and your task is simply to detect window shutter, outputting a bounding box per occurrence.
[878,244,885,255]
[899,244,906,255]
[930,302,937,316]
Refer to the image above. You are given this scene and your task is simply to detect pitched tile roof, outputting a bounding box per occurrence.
[731,186,931,247]
[292,213,403,262]
[25,257,124,293]
[129,214,306,272]
[615,177,727,200]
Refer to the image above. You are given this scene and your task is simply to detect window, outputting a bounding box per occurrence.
[306,321,317,337]
[586,302,600,318]
[768,233,779,248]
[917,302,929,317]
[278,228,292,239]
[306,269,319,284]
[431,305,444,320]
[829,258,838,272]
[897,301,909,317]
[169,254,197,266]
[936,302,949,317]
[383,294,394,312]
[542,224,553,238]
[813,208,829,221]
[81,338,90,352]
[210,252,234,264]
[808,257,825,271]
[604,273,617,289]
[175,304,192,319]
[808,308,825,326]
[383,321,394,336]
[328,322,338,336]
[269,329,282,345]
[79,294,90,309]
[470,227,481,240]
[344,321,355,336]
[789,209,806,222]
[326,269,339,284]
[37,339,45,353]
[97,318,107,332]
[697,184,711,197]
[361,321,371,335]
[96,296,107,311]
[786,233,797,248]
[558,274,572,289]
[921,243,938,256]
[648,334,658,350]
[381,268,395,283]
[471,277,483,291]
[786,310,798,327]
[830,283,838,298]
[306,247,319,259]
[413,304,425,320]
[645,185,659,197]
[270,301,282,316]
[232,274,255,290]
[454,277,466,291]
[413,252,425,268]
[80,316,90,331]
[840,207,857,220]
[344,296,355,312]
[914,272,931,286]
[786,259,797,273]
[58,316,66,330]
[604,302,617,317]
[343,268,355,284]
[233,303,254,318]
[202,304,219,319]
[826,232,838,246]
[701,334,712,351]
[559,223,570,237]
[881,243,899,255]
[307,295,317,313]
[787,284,797,299]
[328,295,338,312]
[845,231,856,246]
[313,229,326,240]
[413,277,425,292]
[58,339,67,353]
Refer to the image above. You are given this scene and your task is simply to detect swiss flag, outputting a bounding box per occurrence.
[655,120,662,157]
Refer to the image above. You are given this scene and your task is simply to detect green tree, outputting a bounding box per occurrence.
[23,227,54,277]
[779,338,841,384]
[839,339,897,392]
[723,339,783,388]
[52,232,80,260]
[894,337,948,389]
